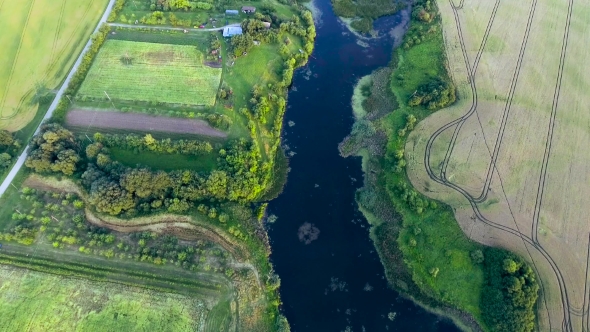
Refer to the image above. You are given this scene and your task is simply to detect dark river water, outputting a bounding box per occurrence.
[268,1,461,331]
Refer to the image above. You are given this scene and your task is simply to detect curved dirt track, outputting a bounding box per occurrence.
[406,0,590,331]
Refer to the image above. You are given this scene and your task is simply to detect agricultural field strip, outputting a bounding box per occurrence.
[0,0,108,126]
[66,110,227,137]
[0,0,117,197]
[77,40,221,106]
[421,0,576,331]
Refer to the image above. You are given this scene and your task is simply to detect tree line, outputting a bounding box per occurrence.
[25,124,268,216]
[481,248,539,332]
[93,133,213,156]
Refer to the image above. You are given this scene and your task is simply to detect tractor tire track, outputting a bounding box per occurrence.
[0,0,37,117]
[421,0,575,330]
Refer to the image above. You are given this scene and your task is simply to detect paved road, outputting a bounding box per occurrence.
[109,22,241,32]
[0,0,117,198]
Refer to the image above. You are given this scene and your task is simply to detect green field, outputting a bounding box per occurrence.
[77,40,222,106]
[0,265,206,331]
[111,147,218,172]
[0,0,109,131]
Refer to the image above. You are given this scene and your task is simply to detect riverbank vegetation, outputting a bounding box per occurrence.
[339,0,538,330]
[330,0,401,33]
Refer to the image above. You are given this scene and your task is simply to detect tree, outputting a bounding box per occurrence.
[25,124,80,175]
[0,153,11,169]
[89,179,135,215]
[0,130,13,147]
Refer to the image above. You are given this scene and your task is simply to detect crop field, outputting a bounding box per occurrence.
[0,0,109,131]
[0,265,206,331]
[77,40,222,106]
[406,0,590,331]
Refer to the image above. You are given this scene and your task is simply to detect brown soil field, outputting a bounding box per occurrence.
[406,0,590,331]
[66,109,227,137]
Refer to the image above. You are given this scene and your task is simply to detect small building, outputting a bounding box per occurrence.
[242,6,256,14]
[223,26,243,37]
[262,22,271,29]
[225,9,239,16]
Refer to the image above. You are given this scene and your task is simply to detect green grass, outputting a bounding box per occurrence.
[222,43,282,112]
[110,28,211,46]
[204,299,233,332]
[111,147,218,172]
[77,40,222,106]
[384,23,487,325]
[0,264,205,332]
[342,12,490,329]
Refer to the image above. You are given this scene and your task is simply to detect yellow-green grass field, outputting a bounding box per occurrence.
[407,0,590,330]
[0,0,109,131]
[77,40,222,106]
[0,264,208,331]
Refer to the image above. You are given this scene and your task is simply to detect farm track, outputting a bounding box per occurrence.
[420,0,577,330]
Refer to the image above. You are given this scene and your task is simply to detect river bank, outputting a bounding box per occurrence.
[268,0,460,331]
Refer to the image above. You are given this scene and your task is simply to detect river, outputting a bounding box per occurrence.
[268,1,461,331]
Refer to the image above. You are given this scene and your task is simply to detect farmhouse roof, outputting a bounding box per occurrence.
[223,26,243,37]
[242,6,256,12]
[225,9,239,15]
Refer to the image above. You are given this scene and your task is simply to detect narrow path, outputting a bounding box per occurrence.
[0,0,117,197]
[108,22,241,32]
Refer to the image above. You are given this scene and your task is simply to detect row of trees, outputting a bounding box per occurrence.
[0,130,16,170]
[93,133,213,156]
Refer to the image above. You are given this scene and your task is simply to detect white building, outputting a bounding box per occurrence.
[223,26,243,37]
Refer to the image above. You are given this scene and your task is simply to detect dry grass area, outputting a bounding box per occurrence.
[406,0,590,331]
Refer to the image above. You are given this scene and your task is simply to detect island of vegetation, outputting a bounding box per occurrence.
[339,1,539,331]
[330,0,402,34]
[0,0,315,330]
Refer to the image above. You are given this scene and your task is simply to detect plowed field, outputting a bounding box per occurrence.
[66,109,226,137]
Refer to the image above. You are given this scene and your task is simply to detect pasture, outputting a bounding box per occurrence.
[406,0,590,331]
[0,265,206,332]
[77,40,222,106]
[0,0,109,131]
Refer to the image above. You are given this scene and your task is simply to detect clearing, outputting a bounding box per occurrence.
[406,0,590,331]
[66,109,226,137]
[0,0,109,131]
[0,265,208,332]
[77,40,222,106]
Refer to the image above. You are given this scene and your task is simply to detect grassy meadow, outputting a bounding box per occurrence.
[0,265,207,332]
[77,40,222,106]
[111,147,218,172]
[0,0,109,131]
